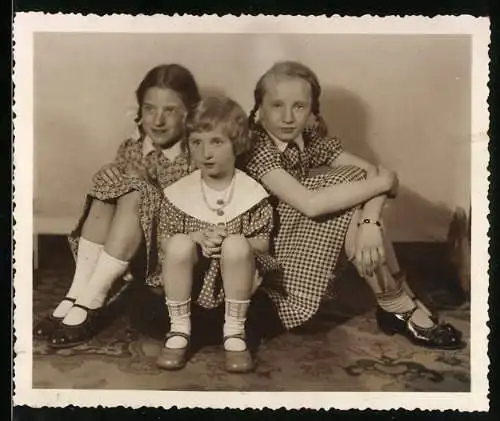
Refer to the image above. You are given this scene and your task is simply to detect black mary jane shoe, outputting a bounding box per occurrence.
[49,304,106,349]
[33,297,76,340]
[376,306,465,350]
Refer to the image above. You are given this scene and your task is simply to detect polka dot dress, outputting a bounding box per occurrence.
[68,135,195,285]
[158,197,281,309]
[244,124,367,330]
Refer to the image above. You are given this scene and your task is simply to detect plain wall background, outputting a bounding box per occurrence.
[33,33,471,242]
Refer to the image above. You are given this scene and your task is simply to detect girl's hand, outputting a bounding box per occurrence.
[189,230,218,258]
[93,163,123,186]
[201,227,226,258]
[377,165,399,198]
[354,222,386,277]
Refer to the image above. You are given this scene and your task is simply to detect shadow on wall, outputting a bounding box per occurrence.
[321,86,453,242]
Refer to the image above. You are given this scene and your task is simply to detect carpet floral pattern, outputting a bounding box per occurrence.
[33,243,470,391]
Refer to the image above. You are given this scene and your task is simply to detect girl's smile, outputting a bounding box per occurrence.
[141,87,187,148]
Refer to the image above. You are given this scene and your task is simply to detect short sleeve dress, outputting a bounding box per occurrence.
[244,124,367,330]
[68,131,195,287]
[159,169,282,309]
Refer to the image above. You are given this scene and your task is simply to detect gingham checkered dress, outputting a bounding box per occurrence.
[68,134,195,286]
[158,170,282,309]
[244,125,367,330]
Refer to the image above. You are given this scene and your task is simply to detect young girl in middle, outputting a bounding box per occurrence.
[157,96,279,373]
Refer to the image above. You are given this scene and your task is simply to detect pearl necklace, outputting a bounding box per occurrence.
[200,173,236,216]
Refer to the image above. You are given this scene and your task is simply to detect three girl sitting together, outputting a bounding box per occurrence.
[35,61,464,374]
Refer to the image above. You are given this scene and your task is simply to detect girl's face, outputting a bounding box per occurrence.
[140,87,187,148]
[259,76,312,143]
[188,126,236,180]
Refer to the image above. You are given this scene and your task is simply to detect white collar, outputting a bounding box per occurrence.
[142,135,182,161]
[263,126,305,153]
[163,169,269,225]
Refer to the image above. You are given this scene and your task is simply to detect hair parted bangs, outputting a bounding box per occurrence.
[249,60,328,137]
[135,64,201,123]
[185,96,251,156]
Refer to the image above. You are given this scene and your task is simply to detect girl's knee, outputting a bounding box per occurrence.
[117,191,140,209]
[164,234,197,263]
[89,197,113,211]
[221,235,252,261]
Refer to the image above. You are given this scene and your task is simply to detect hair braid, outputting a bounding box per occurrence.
[248,103,260,131]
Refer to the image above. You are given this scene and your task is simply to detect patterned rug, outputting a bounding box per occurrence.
[33,240,470,391]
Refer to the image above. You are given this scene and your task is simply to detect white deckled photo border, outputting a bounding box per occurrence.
[12,12,490,410]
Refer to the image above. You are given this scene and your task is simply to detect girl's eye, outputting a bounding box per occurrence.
[271,102,283,108]
[190,139,201,146]
[143,105,154,113]
[294,103,305,110]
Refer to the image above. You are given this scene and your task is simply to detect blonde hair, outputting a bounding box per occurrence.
[249,61,328,137]
[185,96,251,156]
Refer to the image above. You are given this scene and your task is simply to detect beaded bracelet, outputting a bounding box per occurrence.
[357,218,382,227]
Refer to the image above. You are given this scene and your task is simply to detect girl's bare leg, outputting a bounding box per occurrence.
[63,191,143,325]
[220,235,255,352]
[162,234,198,349]
[102,191,143,261]
[344,211,434,328]
[80,199,116,244]
[51,199,114,318]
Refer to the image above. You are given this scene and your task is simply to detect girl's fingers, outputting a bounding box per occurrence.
[106,168,120,184]
[206,246,220,253]
[201,244,221,258]
[112,167,123,183]
[354,260,364,278]
[358,255,367,278]
[203,238,217,248]
[367,248,379,276]
[211,234,225,243]
[206,233,224,246]
[202,236,222,252]
[377,246,386,265]
[200,244,212,258]
[101,171,113,185]
[355,249,364,277]
[362,249,372,277]
[215,228,227,238]
[370,248,380,268]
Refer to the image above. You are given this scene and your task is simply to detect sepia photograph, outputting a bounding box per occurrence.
[13,13,490,410]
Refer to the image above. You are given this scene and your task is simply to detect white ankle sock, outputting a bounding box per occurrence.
[63,251,128,326]
[52,238,103,318]
[165,298,191,349]
[223,299,250,352]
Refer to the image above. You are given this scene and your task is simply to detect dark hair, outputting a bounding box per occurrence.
[184,96,250,157]
[135,64,201,123]
[249,61,328,137]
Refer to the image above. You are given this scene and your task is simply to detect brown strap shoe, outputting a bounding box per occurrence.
[156,332,190,370]
[223,334,254,373]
